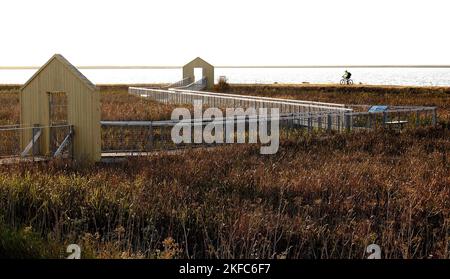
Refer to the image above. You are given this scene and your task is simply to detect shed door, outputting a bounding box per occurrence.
[194,68,203,82]
[48,91,69,155]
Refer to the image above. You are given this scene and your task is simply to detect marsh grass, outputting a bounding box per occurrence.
[0,219,60,259]
[100,87,179,121]
[0,127,449,258]
[0,85,449,258]
[224,84,450,125]
[0,90,19,125]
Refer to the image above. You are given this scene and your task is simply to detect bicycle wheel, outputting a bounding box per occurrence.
[348,79,354,85]
[340,79,346,85]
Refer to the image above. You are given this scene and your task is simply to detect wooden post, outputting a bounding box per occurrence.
[432,108,437,126]
[70,125,74,160]
[345,113,351,132]
[337,115,341,132]
[307,114,312,132]
[415,111,420,127]
[148,123,153,151]
[327,114,332,131]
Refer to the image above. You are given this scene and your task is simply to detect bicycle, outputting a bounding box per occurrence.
[340,78,354,85]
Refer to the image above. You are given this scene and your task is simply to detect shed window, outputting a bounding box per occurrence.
[48,91,68,125]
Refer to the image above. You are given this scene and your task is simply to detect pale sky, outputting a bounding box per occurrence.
[1,0,449,66]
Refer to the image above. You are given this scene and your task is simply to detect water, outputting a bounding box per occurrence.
[1,67,450,86]
[218,68,450,86]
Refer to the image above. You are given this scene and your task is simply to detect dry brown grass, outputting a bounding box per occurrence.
[0,84,449,259]
[224,84,450,124]
[0,90,19,125]
[0,128,449,259]
[100,87,180,121]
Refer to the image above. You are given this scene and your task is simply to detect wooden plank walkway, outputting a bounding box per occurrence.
[0,156,48,165]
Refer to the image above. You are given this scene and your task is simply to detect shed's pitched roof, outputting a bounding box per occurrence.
[21,54,97,91]
[184,57,214,68]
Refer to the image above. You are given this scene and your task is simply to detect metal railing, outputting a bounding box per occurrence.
[100,110,355,154]
[348,106,437,130]
[172,77,208,91]
[169,88,348,108]
[162,77,193,89]
[0,124,74,161]
[129,87,352,114]
[106,86,439,156]
[50,125,74,158]
[129,87,436,130]
[101,113,304,153]
[0,125,25,158]
[101,106,437,155]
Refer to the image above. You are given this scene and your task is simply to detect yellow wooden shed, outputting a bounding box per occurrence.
[20,54,101,162]
[182,57,215,90]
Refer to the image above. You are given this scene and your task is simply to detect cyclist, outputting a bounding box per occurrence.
[342,70,352,80]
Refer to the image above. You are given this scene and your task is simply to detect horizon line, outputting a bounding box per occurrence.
[2,65,450,70]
